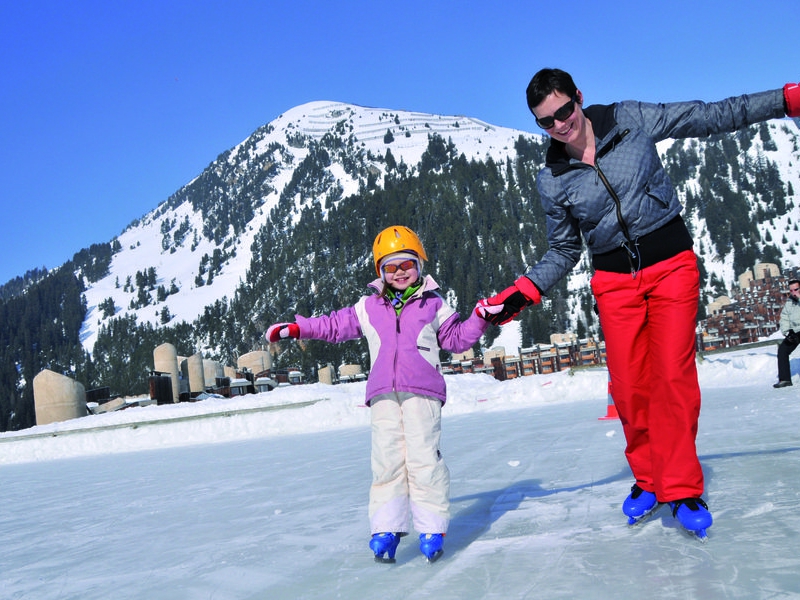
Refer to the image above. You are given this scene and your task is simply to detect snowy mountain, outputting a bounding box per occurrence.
[77,102,800,354]
[2,102,800,432]
[78,101,535,349]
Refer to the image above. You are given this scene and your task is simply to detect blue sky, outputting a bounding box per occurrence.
[0,0,797,285]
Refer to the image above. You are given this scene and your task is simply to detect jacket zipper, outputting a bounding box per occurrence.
[393,312,400,391]
[593,129,639,277]
[391,288,416,393]
[388,283,424,392]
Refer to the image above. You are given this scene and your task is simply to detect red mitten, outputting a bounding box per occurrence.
[265,322,300,343]
[475,276,542,325]
[513,275,542,304]
[784,83,800,117]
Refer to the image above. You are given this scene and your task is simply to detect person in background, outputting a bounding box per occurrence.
[266,225,489,563]
[774,278,800,388]
[476,68,800,539]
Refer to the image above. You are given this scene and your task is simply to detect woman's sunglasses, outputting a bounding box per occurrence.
[535,95,579,130]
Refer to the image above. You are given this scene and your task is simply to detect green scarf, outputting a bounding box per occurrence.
[387,281,422,315]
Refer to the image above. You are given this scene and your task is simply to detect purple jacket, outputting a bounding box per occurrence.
[295,275,489,405]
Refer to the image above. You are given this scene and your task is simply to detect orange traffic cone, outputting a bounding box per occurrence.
[598,373,619,420]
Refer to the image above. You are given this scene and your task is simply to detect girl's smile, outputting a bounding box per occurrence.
[382,258,419,290]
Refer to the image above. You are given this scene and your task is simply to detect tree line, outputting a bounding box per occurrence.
[0,122,794,431]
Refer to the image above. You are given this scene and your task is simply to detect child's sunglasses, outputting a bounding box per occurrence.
[382,259,418,274]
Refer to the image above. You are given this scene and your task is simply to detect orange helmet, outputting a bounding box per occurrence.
[372,226,428,275]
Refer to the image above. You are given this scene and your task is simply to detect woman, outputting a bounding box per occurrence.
[477,68,800,539]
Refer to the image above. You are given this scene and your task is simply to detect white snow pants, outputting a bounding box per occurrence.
[369,395,450,535]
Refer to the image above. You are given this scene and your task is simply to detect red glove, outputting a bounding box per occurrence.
[475,276,542,325]
[785,83,800,117]
[265,322,300,343]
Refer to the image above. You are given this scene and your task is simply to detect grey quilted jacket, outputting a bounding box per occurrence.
[524,88,786,294]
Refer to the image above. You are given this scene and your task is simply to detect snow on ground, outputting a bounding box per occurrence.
[1,343,799,599]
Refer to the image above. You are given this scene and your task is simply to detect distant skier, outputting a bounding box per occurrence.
[476,69,800,539]
[266,225,488,562]
[774,279,800,388]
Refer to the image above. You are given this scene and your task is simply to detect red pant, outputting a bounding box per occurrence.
[592,250,704,501]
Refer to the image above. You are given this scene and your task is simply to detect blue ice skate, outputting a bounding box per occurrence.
[370,532,401,563]
[670,498,712,540]
[622,484,658,525]
[419,533,444,563]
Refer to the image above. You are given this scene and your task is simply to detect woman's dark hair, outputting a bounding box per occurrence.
[526,68,578,113]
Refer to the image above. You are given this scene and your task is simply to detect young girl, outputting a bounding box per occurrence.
[266,225,489,562]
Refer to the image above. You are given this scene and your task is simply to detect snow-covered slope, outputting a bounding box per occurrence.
[78,102,800,356]
[79,101,535,351]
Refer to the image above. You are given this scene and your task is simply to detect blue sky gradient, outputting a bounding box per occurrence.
[1,0,796,283]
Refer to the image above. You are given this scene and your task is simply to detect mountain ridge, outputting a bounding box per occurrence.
[1,102,799,431]
[80,101,542,350]
[80,103,798,349]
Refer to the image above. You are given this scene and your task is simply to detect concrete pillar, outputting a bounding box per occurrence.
[203,359,223,388]
[177,356,190,401]
[153,343,180,404]
[33,369,87,425]
[186,352,205,396]
[318,365,334,385]
[237,350,272,375]
[339,364,363,379]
